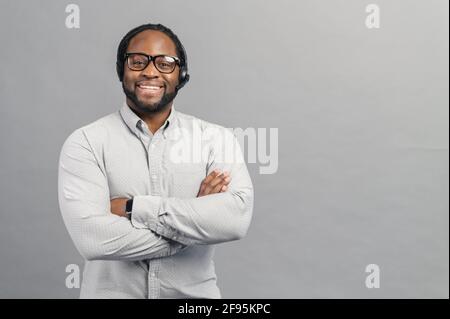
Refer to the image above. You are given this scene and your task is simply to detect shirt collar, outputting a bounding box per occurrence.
[119,102,177,138]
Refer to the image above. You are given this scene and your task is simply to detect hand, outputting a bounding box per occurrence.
[197,169,231,197]
[110,198,129,217]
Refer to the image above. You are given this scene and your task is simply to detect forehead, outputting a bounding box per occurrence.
[127,30,177,56]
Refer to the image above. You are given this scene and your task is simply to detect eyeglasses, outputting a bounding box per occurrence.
[125,53,181,74]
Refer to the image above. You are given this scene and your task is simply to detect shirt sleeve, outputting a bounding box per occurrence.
[58,129,186,261]
[130,128,254,245]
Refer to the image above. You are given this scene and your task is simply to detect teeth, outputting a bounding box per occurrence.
[139,85,161,90]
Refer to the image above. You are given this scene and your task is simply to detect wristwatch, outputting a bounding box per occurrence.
[125,198,133,216]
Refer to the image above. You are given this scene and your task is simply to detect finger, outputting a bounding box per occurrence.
[211,183,224,194]
[210,176,231,194]
[208,172,228,189]
[203,169,221,185]
[199,177,230,196]
[203,172,226,195]
[197,181,209,197]
[197,170,219,196]
[204,174,229,195]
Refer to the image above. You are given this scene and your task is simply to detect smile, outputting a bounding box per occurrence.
[137,84,163,90]
[136,84,164,97]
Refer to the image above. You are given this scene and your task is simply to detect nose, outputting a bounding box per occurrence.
[141,60,160,78]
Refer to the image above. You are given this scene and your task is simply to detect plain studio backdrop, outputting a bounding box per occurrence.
[0,0,448,298]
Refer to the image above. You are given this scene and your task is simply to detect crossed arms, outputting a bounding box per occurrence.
[58,129,254,261]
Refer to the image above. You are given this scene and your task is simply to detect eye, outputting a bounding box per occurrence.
[127,54,148,69]
[156,57,176,70]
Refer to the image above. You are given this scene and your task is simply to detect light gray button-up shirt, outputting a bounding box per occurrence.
[58,103,254,299]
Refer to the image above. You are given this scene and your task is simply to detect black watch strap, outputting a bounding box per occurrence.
[125,199,133,213]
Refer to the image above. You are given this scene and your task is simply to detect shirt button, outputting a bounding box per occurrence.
[151,174,157,180]
[150,144,155,149]
[150,273,156,277]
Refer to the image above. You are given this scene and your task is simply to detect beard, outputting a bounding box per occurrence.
[122,81,178,114]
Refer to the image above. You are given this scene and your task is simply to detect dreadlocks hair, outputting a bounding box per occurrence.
[116,23,187,84]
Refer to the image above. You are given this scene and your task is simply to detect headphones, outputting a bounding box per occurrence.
[117,40,190,91]
[176,41,190,90]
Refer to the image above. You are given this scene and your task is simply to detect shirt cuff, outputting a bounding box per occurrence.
[130,195,162,229]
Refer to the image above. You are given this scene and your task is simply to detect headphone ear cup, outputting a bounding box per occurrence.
[177,66,189,90]
[179,68,186,83]
[184,73,190,83]
[116,62,123,82]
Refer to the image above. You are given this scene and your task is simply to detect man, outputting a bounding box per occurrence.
[58,23,254,299]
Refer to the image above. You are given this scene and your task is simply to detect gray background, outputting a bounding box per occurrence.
[0,0,448,298]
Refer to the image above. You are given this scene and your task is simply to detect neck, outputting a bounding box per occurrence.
[126,99,173,134]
